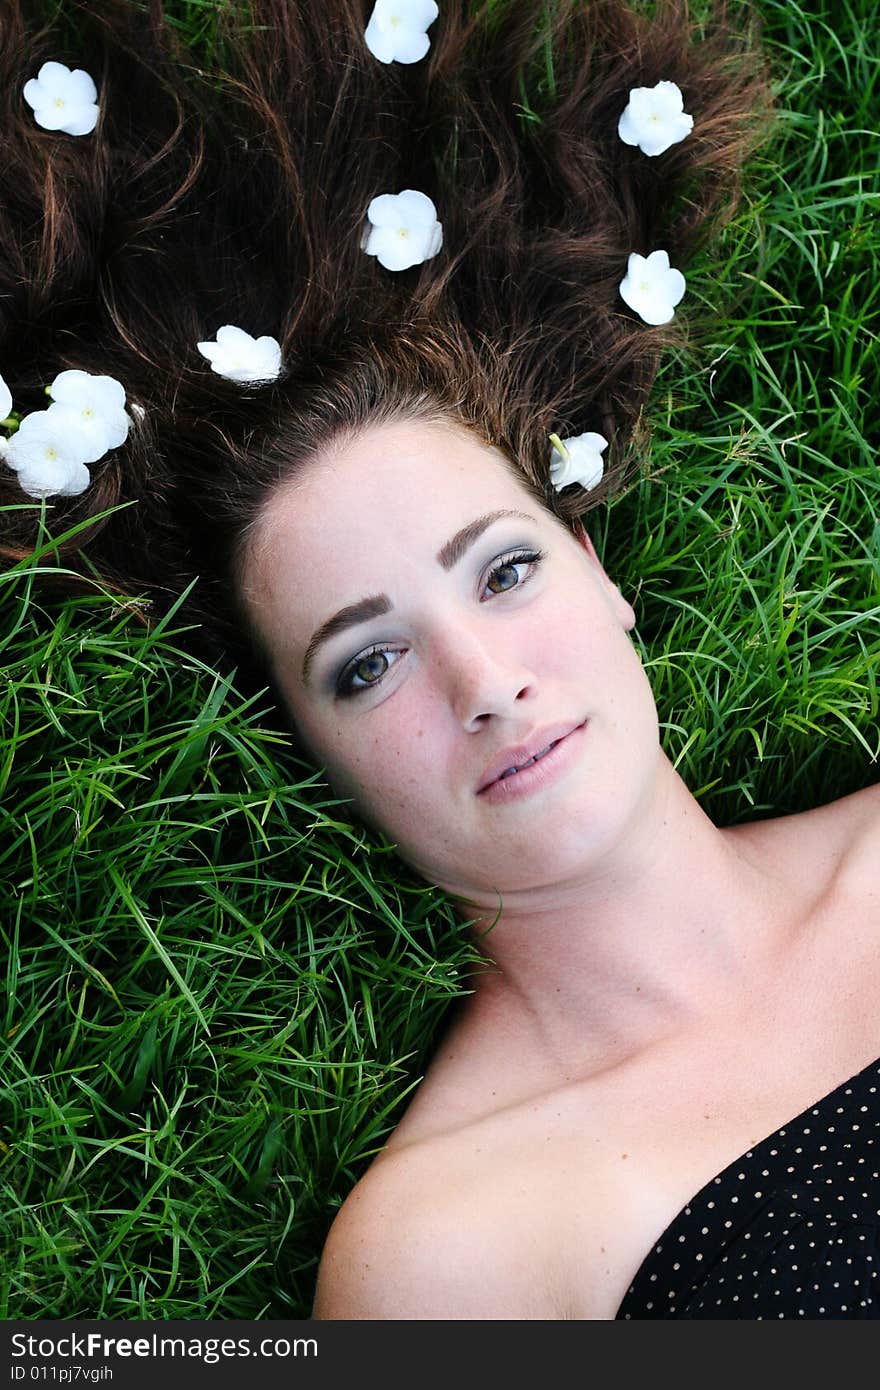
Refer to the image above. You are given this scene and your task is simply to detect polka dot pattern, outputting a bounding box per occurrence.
[615,1057,880,1319]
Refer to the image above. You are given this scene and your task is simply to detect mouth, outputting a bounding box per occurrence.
[494,738,564,782]
[476,720,588,798]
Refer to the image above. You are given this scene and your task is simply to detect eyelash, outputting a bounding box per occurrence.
[335,548,547,699]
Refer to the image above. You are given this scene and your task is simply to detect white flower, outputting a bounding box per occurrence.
[196,325,283,383]
[0,367,128,497]
[548,432,608,492]
[0,373,12,422]
[364,0,439,64]
[361,189,443,271]
[4,410,91,496]
[47,369,130,463]
[617,80,693,157]
[16,455,91,498]
[23,60,99,137]
[619,249,686,325]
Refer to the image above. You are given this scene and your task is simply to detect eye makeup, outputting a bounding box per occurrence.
[333,546,546,699]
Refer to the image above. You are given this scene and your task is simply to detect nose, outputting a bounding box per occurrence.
[433,616,537,727]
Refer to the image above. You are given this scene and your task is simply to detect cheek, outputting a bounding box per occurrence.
[534,593,607,682]
[352,718,435,796]
[276,691,356,798]
[291,700,424,815]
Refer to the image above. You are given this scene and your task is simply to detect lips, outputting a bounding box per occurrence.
[476,721,584,794]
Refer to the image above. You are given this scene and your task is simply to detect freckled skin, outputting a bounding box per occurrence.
[241,417,657,908]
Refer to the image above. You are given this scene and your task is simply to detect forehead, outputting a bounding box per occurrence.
[239,420,560,692]
[244,418,546,610]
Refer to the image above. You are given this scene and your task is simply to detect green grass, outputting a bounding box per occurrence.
[2,0,878,1319]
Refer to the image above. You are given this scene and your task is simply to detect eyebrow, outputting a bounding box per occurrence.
[301,508,539,685]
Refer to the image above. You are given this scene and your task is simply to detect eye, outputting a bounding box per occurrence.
[334,547,546,699]
[335,643,405,698]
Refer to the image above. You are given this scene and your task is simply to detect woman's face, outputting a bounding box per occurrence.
[241,419,662,902]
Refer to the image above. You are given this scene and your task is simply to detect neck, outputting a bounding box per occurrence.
[451,753,802,1074]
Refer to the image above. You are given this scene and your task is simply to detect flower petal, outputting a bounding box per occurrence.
[645,249,671,273]
[616,106,641,148]
[363,17,397,63]
[411,0,440,26]
[631,289,675,325]
[374,228,423,271]
[653,80,686,113]
[36,60,75,88]
[58,105,99,137]
[395,188,439,225]
[50,369,126,412]
[42,402,121,464]
[576,432,609,455]
[635,126,677,158]
[375,0,438,25]
[65,68,98,104]
[215,325,257,350]
[549,454,577,488]
[426,221,443,257]
[15,460,73,496]
[0,373,12,421]
[55,461,92,496]
[665,267,687,307]
[366,193,408,228]
[389,30,431,63]
[6,409,88,474]
[30,103,76,132]
[574,456,605,490]
[16,456,91,498]
[22,76,47,111]
[249,337,284,379]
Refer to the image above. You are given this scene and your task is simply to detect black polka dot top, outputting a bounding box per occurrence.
[615,1055,880,1318]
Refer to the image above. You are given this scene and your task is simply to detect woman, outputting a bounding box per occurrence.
[2,0,877,1319]
[292,414,880,1318]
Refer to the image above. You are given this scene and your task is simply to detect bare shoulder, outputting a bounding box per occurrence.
[816,781,880,892]
[311,1139,564,1320]
[731,780,880,897]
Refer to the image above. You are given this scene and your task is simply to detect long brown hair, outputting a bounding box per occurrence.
[0,0,773,748]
